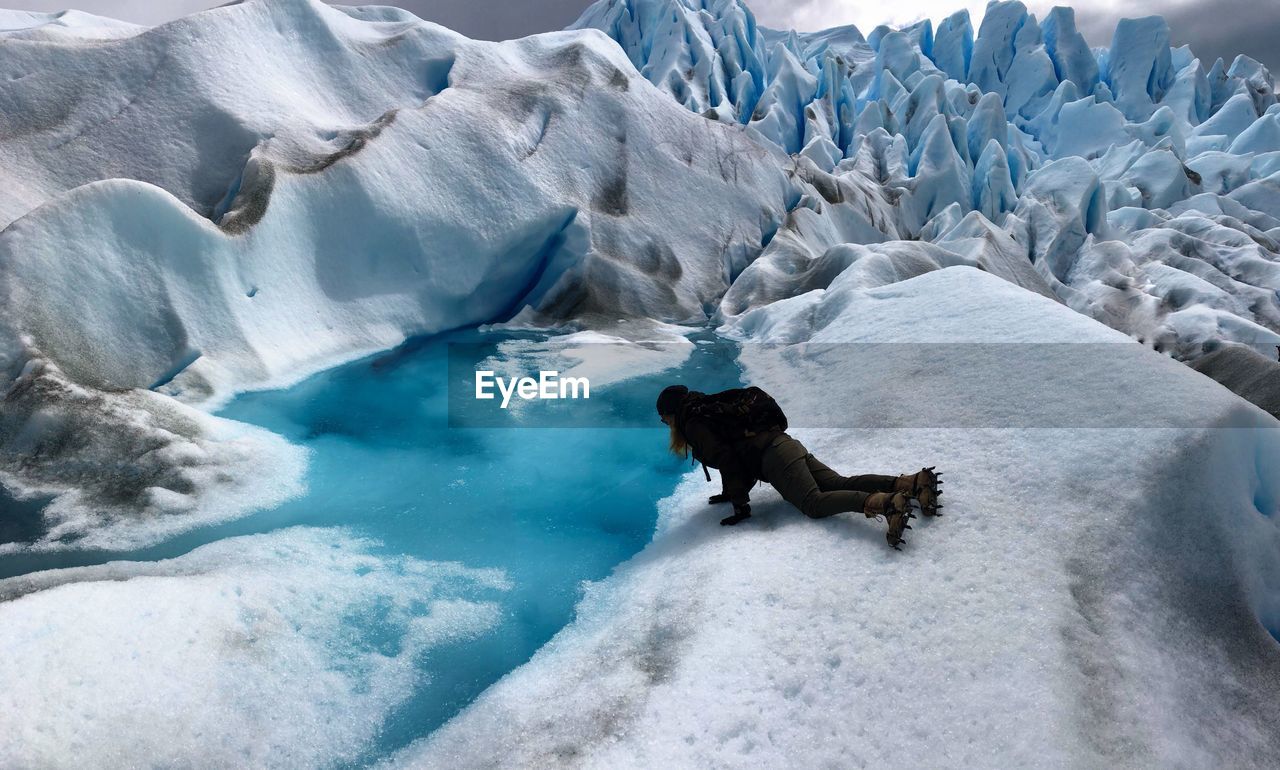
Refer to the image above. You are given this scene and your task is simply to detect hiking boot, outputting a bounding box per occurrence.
[894,466,943,516]
[864,491,914,549]
[720,504,751,526]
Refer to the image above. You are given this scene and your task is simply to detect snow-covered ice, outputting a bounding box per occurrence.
[0,527,510,768]
[397,269,1280,768]
[0,351,306,552]
[2,0,1280,766]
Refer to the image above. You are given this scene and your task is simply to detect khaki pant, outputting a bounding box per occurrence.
[759,434,896,519]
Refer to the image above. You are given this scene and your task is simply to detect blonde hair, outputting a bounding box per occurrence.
[668,420,688,457]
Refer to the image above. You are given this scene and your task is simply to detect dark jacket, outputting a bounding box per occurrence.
[676,403,780,508]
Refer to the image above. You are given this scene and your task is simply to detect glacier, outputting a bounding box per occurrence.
[0,0,1279,767]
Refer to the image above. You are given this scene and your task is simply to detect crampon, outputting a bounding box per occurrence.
[916,465,947,511]
[885,508,915,550]
[866,491,915,550]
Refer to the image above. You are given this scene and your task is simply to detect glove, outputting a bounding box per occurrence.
[708,493,731,505]
[720,504,751,526]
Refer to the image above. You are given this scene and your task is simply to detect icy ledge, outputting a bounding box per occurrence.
[0,348,305,552]
[397,268,1280,768]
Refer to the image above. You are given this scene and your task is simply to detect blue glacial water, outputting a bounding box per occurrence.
[0,329,743,761]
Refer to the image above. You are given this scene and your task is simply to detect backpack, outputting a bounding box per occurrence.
[682,386,788,442]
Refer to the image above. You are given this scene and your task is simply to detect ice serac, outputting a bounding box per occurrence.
[1103,16,1174,122]
[570,0,767,123]
[1227,55,1279,116]
[750,44,818,153]
[966,91,1007,167]
[1040,6,1097,94]
[1194,93,1263,151]
[1002,11,1058,120]
[966,1,1028,102]
[399,268,1280,768]
[931,9,972,84]
[903,113,970,233]
[973,138,1017,223]
[1011,156,1105,280]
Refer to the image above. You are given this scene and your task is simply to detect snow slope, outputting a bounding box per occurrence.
[1192,344,1280,418]
[396,267,1280,768]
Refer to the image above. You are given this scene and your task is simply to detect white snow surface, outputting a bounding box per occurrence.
[0,527,510,768]
[394,268,1280,768]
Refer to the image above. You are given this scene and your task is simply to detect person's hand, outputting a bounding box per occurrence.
[708,493,731,504]
[720,504,751,526]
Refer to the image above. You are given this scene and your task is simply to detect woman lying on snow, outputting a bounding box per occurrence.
[656,385,942,549]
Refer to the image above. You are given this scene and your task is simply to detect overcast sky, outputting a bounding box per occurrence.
[5,0,1276,72]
